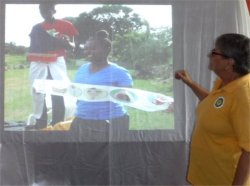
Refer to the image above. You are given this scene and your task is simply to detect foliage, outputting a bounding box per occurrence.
[112,27,172,79]
[74,5,147,44]
[5,42,27,55]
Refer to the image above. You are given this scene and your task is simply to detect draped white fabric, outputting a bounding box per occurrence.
[173,0,250,142]
[0,0,249,185]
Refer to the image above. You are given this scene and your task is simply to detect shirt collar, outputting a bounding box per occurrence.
[212,73,250,93]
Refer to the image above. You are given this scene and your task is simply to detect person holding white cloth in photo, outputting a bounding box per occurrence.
[27,2,78,129]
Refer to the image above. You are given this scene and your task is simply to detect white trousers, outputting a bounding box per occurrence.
[29,56,70,120]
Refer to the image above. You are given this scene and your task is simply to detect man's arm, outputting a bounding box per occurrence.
[175,70,209,101]
[232,150,250,185]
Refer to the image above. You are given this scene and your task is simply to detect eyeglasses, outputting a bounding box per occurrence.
[208,49,230,58]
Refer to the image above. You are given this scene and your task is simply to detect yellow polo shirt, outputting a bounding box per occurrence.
[188,73,250,185]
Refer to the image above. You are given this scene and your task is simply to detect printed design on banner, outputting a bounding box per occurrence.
[52,83,68,94]
[33,79,174,112]
[110,89,137,103]
[69,84,83,97]
[84,87,108,100]
[149,94,171,105]
[214,97,224,108]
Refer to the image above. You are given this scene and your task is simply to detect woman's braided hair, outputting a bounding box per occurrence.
[94,30,112,54]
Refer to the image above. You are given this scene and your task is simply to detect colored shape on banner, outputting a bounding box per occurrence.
[69,84,83,97]
[33,79,174,112]
[149,94,172,105]
[110,89,137,103]
[84,87,109,100]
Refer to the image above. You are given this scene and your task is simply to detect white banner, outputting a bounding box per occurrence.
[33,79,174,112]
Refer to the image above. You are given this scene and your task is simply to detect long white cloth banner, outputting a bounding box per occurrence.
[33,79,174,112]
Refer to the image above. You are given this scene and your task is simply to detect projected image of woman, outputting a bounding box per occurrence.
[70,29,133,139]
[68,30,133,185]
[175,33,250,185]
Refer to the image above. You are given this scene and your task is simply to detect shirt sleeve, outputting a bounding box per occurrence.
[67,23,79,37]
[114,67,133,87]
[60,19,79,37]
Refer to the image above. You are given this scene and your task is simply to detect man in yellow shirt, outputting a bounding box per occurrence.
[175,33,250,185]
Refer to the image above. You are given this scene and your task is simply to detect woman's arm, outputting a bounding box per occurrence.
[232,150,250,185]
[175,70,209,101]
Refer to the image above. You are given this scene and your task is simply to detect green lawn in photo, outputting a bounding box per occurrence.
[4,55,174,130]
[4,69,32,122]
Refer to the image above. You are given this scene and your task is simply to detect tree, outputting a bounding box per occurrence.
[5,42,27,55]
[67,5,173,80]
[111,27,173,79]
[74,5,147,44]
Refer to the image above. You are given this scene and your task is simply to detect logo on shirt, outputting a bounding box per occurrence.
[214,97,224,108]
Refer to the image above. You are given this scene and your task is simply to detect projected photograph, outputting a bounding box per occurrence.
[4,3,174,133]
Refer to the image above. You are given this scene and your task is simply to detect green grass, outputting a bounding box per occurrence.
[133,79,173,96]
[4,69,31,122]
[4,68,76,122]
[128,108,174,130]
[127,79,174,130]
[4,55,174,130]
[5,54,27,68]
